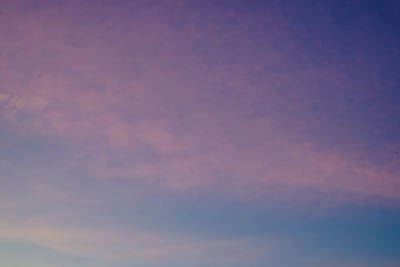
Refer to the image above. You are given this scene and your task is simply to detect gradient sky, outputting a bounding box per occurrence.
[1,0,400,266]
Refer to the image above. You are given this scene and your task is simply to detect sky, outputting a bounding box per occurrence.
[0,0,399,266]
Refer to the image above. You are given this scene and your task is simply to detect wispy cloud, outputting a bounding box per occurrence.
[0,219,274,264]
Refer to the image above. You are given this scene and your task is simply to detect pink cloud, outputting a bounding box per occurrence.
[2,83,399,201]
[1,0,399,203]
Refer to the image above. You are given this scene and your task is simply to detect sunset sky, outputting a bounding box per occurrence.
[1,0,400,266]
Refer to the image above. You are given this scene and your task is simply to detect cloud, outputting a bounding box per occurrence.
[2,81,399,201]
[0,219,273,263]
[0,93,9,101]
[1,2,400,267]
[0,0,399,204]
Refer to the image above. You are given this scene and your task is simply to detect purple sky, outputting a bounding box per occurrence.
[1,1,400,266]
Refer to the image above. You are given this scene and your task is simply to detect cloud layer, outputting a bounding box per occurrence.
[1,0,400,266]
